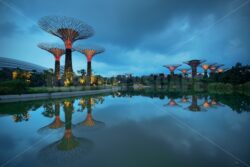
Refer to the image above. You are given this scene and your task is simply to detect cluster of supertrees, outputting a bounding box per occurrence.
[163,59,227,79]
[37,16,105,86]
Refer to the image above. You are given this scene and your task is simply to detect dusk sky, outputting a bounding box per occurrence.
[0,0,249,76]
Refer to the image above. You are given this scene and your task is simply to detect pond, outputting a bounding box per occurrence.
[0,90,250,167]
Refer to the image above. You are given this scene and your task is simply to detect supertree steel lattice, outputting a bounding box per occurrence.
[38,43,65,82]
[75,45,105,86]
[163,64,181,76]
[178,68,190,78]
[38,16,94,84]
[184,59,206,78]
[201,63,215,79]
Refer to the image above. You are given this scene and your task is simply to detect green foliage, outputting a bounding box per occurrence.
[208,83,233,94]
[0,80,28,95]
[210,63,250,85]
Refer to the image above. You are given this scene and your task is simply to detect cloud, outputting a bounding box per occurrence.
[0,21,21,38]
[0,0,249,76]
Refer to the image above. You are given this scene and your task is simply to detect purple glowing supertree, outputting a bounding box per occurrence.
[38,43,65,81]
[75,45,105,86]
[38,16,94,84]
[163,64,181,76]
[184,59,206,78]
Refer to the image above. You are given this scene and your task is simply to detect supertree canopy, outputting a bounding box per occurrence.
[209,64,224,73]
[201,63,215,79]
[184,59,206,78]
[178,68,190,77]
[163,64,181,76]
[75,45,105,86]
[38,16,94,84]
[217,67,228,73]
[38,43,65,81]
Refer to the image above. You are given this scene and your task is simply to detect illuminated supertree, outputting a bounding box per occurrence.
[217,67,228,73]
[184,60,205,78]
[38,43,65,83]
[201,63,215,79]
[178,68,190,78]
[38,16,94,84]
[75,45,105,86]
[209,64,224,73]
[163,64,181,76]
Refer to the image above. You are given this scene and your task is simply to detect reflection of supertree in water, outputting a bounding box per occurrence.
[163,64,181,76]
[42,103,54,118]
[202,96,211,108]
[38,43,65,83]
[12,112,29,122]
[77,97,105,129]
[75,45,105,86]
[165,98,179,107]
[38,102,64,134]
[188,95,201,112]
[38,16,94,84]
[38,99,93,165]
[184,59,206,78]
[180,96,189,103]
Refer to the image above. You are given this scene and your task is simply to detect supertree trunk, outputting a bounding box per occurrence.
[203,70,208,79]
[191,66,197,78]
[55,60,60,81]
[87,61,92,86]
[64,49,73,82]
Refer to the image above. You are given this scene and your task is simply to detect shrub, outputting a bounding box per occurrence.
[0,80,28,95]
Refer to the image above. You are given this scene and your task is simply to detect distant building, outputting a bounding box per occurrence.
[0,57,47,73]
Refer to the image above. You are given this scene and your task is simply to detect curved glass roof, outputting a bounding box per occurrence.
[0,57,47,73]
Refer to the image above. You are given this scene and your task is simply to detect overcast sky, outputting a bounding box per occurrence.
[0,0,249,76]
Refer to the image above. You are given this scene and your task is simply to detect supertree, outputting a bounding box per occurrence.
[178,68,190,78]
[201,63,215,79]
[217,67,228,73]
[184,59,206,78]
[163,64,181,76]
[38,16,94,84]
[209,64,224,73]
[38,43,65,83]
[75,45,105,86]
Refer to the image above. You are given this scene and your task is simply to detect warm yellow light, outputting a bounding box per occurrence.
[12,71,18,79]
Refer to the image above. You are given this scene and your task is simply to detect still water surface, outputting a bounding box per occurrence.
[0,91,250,167]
